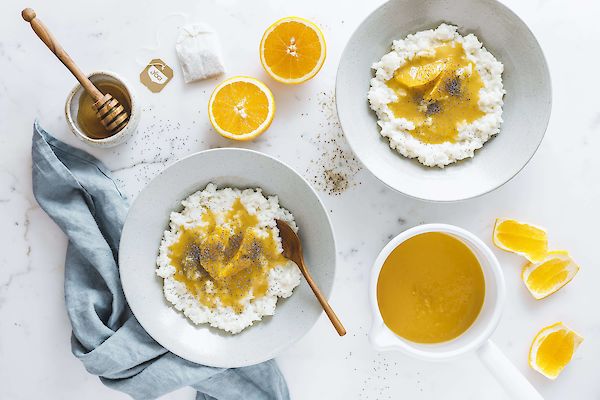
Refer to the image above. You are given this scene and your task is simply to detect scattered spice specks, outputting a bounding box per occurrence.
[359,354,394,399]
[306,91,362,195]
[110,110,195,197]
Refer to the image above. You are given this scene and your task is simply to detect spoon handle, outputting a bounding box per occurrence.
[301,266,346,336]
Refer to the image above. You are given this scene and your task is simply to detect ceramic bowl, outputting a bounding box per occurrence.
[119,148,336,367]
[336,0,551,201]
[65,71,140,148]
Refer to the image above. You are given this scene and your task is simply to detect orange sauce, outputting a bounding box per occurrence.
[377,232,485,343]
[168,199,286,313]
[386,42,485,144]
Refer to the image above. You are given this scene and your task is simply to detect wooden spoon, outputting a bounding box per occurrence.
[22,8,129,134]
[276,219,346,336]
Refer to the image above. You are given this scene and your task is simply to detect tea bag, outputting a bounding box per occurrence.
[175,23,225,83]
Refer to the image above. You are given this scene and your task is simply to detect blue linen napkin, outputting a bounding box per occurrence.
[31,121,290,400]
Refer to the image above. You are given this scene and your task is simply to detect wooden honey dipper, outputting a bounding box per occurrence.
[22,8,129,134]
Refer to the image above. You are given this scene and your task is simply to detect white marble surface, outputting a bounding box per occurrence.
[1,0,598,398]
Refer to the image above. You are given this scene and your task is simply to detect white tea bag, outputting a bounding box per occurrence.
[175,23,225,83]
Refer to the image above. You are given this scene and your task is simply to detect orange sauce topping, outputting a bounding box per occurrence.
[168,199,286,313]
[386,42,485,144]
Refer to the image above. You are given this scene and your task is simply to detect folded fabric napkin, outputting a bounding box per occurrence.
[31,121,289,400]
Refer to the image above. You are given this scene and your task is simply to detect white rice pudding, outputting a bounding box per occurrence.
[156,183,301,334]
[368,24,505,167]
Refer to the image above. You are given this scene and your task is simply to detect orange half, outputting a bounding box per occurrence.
[260,17,326,84]
[208,76,275,141]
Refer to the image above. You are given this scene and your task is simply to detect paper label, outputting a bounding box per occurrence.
[140,58,173,92]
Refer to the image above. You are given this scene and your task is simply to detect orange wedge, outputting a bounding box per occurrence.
[522,251,579,300]
[395,59,449,87]
[260,17,326,84]
[208,76,275,141]
[493,218,548,262]
[529,322,583,379]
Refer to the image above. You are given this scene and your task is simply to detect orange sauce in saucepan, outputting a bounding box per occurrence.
[377,232,485,343]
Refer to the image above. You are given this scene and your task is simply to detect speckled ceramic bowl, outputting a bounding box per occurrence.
[65,71,140,148]
[119,148,336,368]
[336,0,551,202]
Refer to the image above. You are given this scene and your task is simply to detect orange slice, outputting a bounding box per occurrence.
[493,218,548,262]
[260,17,326,84]
[522,251,579,299]
[208,76,275,141]
[395,59,449,87]
[529,322,583,379]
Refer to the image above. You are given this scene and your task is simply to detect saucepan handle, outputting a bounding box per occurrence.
[477,340,543,400]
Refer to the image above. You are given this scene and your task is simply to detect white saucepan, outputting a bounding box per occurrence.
[370,224,543,399]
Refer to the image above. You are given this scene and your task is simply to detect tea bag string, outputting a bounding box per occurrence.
[135,12,189,67]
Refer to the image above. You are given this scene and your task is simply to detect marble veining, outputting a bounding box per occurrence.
[1,0,599,399]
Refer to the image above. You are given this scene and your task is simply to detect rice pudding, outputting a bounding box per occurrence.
[368,24,505,167]
[156,183,301,334]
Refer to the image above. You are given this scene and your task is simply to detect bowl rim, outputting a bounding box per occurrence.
[118,147,338,367]
[335,0,552,202]
[369,223,506,360]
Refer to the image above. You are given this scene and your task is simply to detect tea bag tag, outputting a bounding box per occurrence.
[140,58,174,92]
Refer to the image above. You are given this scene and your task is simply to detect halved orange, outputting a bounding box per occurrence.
[208,76,275,141]
[493,218,548,262]
[260,17,326,84]
[522,251,579,300]
[529,322,583,379]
